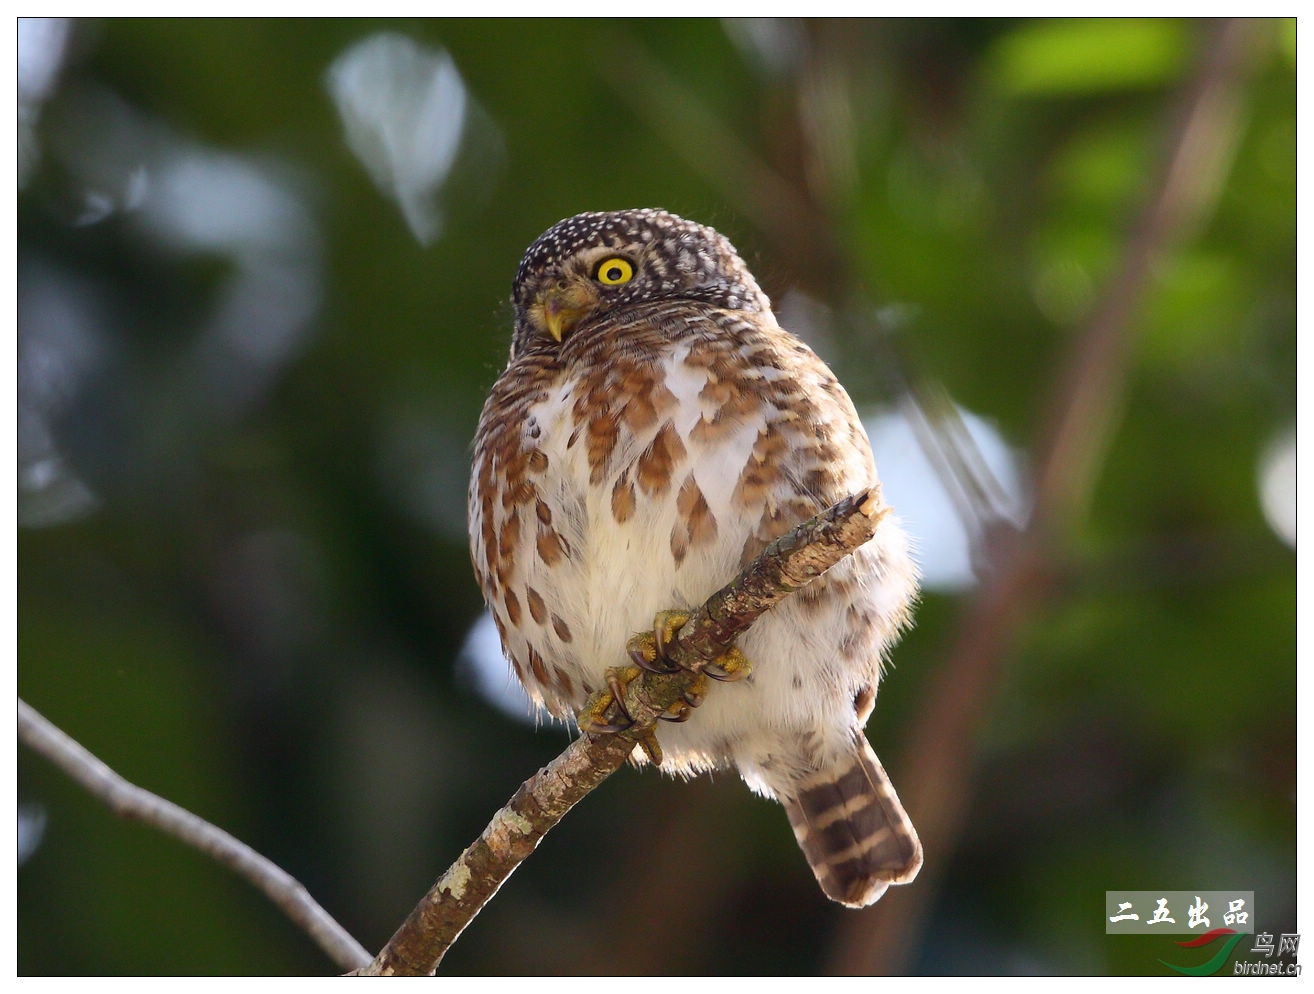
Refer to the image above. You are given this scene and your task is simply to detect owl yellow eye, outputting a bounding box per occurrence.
[595,257,634,285]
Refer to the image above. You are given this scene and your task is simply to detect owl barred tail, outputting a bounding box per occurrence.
[782,737,923,908]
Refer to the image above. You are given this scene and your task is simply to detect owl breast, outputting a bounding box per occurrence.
[469,300,917,790]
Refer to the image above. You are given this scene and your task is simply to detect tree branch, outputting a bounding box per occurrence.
[18,489,885,976]
[360,488,889,976]
[17,698,373,975]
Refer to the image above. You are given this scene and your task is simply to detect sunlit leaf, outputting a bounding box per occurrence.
[987,18,1188,95]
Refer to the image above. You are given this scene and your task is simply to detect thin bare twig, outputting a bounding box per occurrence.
[361,488,889,976]
[17,698,372,975]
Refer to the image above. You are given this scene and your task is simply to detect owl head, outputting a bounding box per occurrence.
[509,209,770,356]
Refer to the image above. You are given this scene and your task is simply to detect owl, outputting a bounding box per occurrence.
[468,209,921,907]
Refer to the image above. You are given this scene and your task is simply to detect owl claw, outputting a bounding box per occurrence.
[579,610,749,757]
[636,729,663,765]
[659,703,692,723]
[702,646,752,682]
[605,667,635,723]
[633,610,753,684]
[659,674,710,722]
[577,665,666,764]
[581,718,632,734]
[651,610,691,658]
[577,665,642,736]
[626,610,692,673]
[627,632,679,675]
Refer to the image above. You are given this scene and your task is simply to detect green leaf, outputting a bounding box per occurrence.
[988,18,1189,95]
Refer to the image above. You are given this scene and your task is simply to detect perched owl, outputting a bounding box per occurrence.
[468,209,921,906]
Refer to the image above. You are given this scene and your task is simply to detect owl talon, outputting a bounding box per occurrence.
[606,668,635,724]
[658,674,708,723]
[627,632,679,675]
[636,729,663,765]
[576,666,666,764]
[582,718,632,734]
[682,673,709,709]
[577,665,643,735]
[651,610,691,663]
[636,610,751,685]
[702,646,752,683]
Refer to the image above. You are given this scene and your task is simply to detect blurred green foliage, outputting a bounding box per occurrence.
[18,18,1294,976]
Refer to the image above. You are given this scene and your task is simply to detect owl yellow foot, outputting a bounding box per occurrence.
[626,609,753,684]
[703,645,752,682]
[577,665,641,735]
[626,610,689,674]
[576,665,665,765]
[577,612,753,765]
[665,674,707,718]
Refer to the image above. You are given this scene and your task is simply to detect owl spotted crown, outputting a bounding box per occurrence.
[513,209,771,315]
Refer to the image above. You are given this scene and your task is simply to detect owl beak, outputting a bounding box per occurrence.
[543,296,574,342]
[540,283,595,342]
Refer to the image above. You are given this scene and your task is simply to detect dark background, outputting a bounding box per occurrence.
[18,18,1296,975]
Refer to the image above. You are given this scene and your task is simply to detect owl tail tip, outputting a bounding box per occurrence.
[782,737,922,908]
